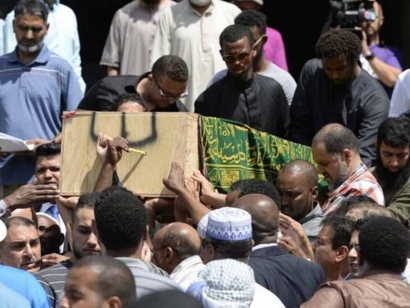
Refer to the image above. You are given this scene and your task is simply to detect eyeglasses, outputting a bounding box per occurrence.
[222,52,251,64]
[221,35,267,63]
[253,35,267,48]
[154,77,188,101]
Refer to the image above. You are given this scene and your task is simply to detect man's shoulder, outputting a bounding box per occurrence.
[37,260,72,277]
[300,58,323,80]
[250,246,322,271]
[56,3,77,18]
[215,0,241,11]
[0,264,36,280]
[357,69,388,94]
[118,258,180,288]
[266,26,283,40]
[46,50,76,71]
[115,1,141,15]
[264,62,294,81]
[304,58,322,70]
[352,167,379,185]
[100,75,139,88]
[255,73,282,89]
[398,69,410,84]
[0,52,14,67]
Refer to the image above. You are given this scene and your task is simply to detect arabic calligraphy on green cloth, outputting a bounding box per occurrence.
[201,117,315,193]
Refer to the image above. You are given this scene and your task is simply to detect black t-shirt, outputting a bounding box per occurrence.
[77,73,188,112]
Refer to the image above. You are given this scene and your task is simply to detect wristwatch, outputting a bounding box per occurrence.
[365,52,376,61]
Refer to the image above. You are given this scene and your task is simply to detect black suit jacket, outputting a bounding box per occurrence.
[248,245,325,308]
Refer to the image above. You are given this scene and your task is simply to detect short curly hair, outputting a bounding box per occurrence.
[359,216,410,273]
[232,179,281,209]
[152,55,189,83]
[234,10,267,35]
[316,28,362,60]
[113,92,146,111]
[94,188,147,251]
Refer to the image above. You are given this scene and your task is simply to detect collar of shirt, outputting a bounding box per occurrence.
[189,0,215,17]
[225,73,255,90]
[327,163,367,197]
[252,243,278,252]
[8,45,51,66]
[299,201,323,225]
[170,255,204,277]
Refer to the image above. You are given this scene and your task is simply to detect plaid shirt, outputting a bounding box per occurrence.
[323,163,385,215]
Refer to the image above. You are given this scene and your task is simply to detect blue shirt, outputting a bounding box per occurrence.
[0,46,83,184]
[0,265,50,308]
[0,282,31,308]
[3,1,86,92]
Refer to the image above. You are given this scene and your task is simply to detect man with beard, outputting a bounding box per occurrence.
[0,0,82,197]
[289,28,389,167]
[359,1,402,97]
[195,24,289,137]
[208,10,296,105]
[151,0,240,111]
[312,124,384,215]
[100,0,175,76]
[36,193,101,307]
[371,116,410,227]
[3,0,86,92]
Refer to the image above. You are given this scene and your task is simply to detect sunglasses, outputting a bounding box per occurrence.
[153,77,188,100]
[221,35,267,63]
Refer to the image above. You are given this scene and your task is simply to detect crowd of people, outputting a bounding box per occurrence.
[1,0,410,307]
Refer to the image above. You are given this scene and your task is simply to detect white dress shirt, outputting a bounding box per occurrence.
[151,0,240,111]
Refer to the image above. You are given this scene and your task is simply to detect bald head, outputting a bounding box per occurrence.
[277,160,319,220]
[232,194,279,245]
[153,223,201,274]
[312,124,359,155]
[280,159,318,188]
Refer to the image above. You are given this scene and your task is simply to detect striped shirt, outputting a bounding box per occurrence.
[322,163,385,215]
[35,260,73,308]
[116,257,181,299]
[170,255,205,291]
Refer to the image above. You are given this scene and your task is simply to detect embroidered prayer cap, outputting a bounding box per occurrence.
[200,259,255,308]
[197,213,210,240]
[235,0,264,5]
[0,219,6,242]
[206,207,252,241]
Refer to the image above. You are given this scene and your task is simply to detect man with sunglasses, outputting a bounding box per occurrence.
[78,55,189,112]
[208,10,296,105]
[195,24,289,138]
